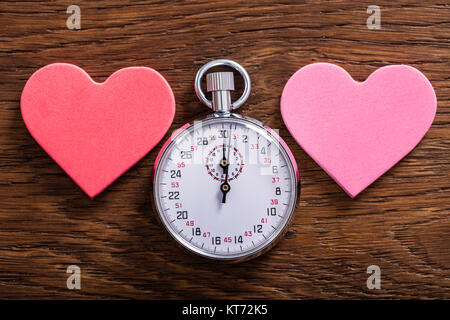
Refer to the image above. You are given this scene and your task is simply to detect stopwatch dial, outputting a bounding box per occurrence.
[205,144,244,182]
[154,118,297,260]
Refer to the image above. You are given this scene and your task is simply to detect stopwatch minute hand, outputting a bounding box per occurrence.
[220,143,231,203]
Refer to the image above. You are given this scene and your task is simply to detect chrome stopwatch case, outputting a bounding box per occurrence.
[153,59,299,262]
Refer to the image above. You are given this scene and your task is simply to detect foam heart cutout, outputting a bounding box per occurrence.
[21,63,175,198]
[281,63,436,198]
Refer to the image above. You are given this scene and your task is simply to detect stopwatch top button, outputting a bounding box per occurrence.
[195,59,251,110]
[206,72,235,92]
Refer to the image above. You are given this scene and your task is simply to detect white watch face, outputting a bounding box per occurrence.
[154,117,298,260]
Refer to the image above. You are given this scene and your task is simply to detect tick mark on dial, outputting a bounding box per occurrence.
[178,229,183,234]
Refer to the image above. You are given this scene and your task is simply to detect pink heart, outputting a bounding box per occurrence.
[21,63,175,198]
[281,63,436,198]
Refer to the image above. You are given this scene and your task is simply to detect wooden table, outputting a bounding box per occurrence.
[0,0,448,299]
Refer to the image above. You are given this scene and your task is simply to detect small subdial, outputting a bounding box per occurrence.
[205,144,244,182]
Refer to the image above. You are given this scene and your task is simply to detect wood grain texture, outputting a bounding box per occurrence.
[0,0,449,299]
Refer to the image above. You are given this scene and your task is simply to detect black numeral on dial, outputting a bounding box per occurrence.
[267,207,276,216]
[192,227,201,236]
[254,225,263,233]
[168,191,179,200]
[176,211,188,219]
[170,170,181,178]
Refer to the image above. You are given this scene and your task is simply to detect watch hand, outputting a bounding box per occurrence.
[220,145,230,203]
[220,128,233,203]
[220,169,230,203]
[220,143,227,172]
[222,141,226,166]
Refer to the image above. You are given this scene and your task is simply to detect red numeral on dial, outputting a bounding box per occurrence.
[177,162,185,168]
[186,220,194,226]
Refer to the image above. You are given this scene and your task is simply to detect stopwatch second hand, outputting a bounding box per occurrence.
[220,129,232,203]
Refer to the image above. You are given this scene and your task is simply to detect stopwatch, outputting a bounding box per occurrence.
[153,59,299,262]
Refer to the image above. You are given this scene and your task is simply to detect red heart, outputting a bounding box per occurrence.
[21,63,175,198]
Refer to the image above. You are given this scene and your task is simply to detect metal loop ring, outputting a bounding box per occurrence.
[194,59,251,110]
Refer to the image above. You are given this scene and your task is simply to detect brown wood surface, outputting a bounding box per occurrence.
[0,0,449,299]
